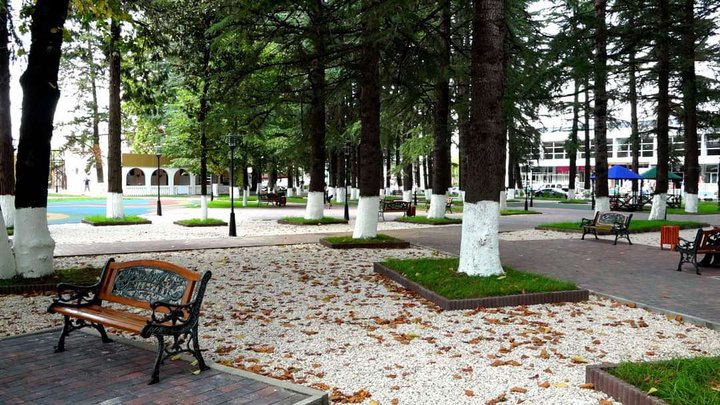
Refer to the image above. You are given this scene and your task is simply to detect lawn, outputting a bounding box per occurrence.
[381,258,577,300]
[665,201,720,215]
[500,209,541,215]
[608,357,720,405]
[0,267,102,288]
[396,216,462,225]
[537,219,709,233]
[558,199,588,204]
[280,216,347,225]
[323,234,403,244]
[82,215,150,224]
[5,227,12,236]
[174,218,226,226]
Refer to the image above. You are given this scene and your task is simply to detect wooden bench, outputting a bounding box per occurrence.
[379,200,411,221]
[48,258,212,384]
[259,193,287,206]
[667,194,682,208]
[423,197,454,213]
[676,227,720,275]
[580,211,633,245]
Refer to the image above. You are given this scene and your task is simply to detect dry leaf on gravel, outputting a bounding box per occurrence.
[510,387,527,393]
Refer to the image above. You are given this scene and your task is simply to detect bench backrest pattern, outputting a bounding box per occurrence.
[98,259,202,310]
[695,228,720,249]
[597,212,631,226]
[382,200,409,210]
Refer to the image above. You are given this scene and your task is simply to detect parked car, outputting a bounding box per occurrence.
[698,191,717,201]
[534,188,568,198]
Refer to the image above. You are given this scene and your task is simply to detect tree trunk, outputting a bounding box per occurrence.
[106,18,123,218]
[681,0,699,213]
[353,0,382,239]
[650,0,670,219]
[329,149,337,187]
[14,0,71,277]
[593,0,610,212]
[304,0,327,220]
[458,0,505,277]
[384,148,391,188]
[413,160,420,189]
[287,165,294,190]
[268,166,278,189]
[86,32,103,185]
[583,79,591,190]
[429,0,452,219]
[568,80,579,199]
[395,136,402,188]
[0,2,14,228]
[629,50,640,193]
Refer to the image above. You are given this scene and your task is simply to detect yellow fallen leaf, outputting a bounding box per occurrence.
[571,355,588,364]
[191,360,198,366]
[497,275,506,280]
[369,401,380,405]
[647,387,658,395]
[191,370,201,375]
[170,354,182,361]
[552,381,569,388]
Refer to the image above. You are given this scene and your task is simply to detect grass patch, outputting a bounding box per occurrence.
[174,218,226,226]
[501,209,541,215]
[665,201,720,215]
[6,227,12,236]
[396,216,462,225]
[279,216,347,225]
[537,219,709,233]
[533,196,566,201]
[608,357,720,405]
[324,234,402,244]
[559,199,588,204]
[381,258,577,300]
[82,215,150,225]
[47,197,106,203]
[0,267,102,287]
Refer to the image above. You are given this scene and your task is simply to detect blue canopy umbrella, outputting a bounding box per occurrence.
[607,165,643,180]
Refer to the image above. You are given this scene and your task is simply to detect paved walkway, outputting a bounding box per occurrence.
[0,330,325,405]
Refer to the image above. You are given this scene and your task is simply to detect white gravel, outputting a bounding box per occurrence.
[5,244,720,405]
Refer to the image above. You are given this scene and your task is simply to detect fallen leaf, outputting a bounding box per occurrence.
[647,387,658,395]
[553,381,569,388]
[465,390,475,397]
[578,383,594,389]
[538,381,550,389]
[571,355,588,364]
[510,387,527,393]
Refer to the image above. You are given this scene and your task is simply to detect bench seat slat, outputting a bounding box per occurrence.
[52,305,151,333]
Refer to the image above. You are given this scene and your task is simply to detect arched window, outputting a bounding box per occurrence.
[151,169,169,186]
[126,168,146,186]
[174,169,191,185]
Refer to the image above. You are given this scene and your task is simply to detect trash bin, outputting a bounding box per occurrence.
[408,205,416,217]
[660,225,680,250]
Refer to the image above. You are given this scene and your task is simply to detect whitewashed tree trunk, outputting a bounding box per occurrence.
[499,191,507,210]
[424,189,432,200]
[352,196,379,239]
[684,193,698,214]
[327,187,335,202]
[402,190,412,202]
[568,189,575,200]
[427,193,447,219]
[200,195,208,220]
[595,196,610,213]
[458,201,504,276]
[506,188,515,200]
[0,194,14,227]
[335,187,345,203]
[106,192,124,218]
[305,191,324,220]
[287,188,295,197]
[242,188,248,207]
[13,208,54,278]
[648,193,668,220]
[0,210,15,279]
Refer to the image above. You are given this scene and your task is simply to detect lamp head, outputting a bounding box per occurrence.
[227,134,238,148]
[155,145,162,156]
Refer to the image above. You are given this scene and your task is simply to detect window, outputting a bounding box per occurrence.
[707,140,720,156]
[616,138,630,158]
[543,142,566,160]
[641,140,653,157]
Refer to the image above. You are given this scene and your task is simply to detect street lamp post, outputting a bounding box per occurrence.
[343,143,351,221]
[591,173,596,211]
[529,160,534,208]
[155,146,162,216]
[524,164,529,211]
[227,134,238,237]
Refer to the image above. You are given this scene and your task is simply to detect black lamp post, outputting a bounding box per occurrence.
[343,143,351,221]
[717,159,719,209]
[529,161,534,208]
[524,164,529,211]
[227,134,238,237]
[155,146,162,216]
[591,172,596,211]
[52,159,62,193]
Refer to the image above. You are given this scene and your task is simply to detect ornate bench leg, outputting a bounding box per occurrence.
[54,315,71,353]
[149,334,165,385]
[191,326,209,372]
[95,324,112,343]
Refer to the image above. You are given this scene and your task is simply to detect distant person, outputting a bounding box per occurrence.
[84,178,90,192]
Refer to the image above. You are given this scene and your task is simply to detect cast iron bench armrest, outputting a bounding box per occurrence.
[148,300,197,326]
[580,217,595,227]
[676,237,696,252]
[612,221,628,231]
[53,282,100,306]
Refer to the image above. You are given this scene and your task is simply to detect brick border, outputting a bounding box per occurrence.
[319,238,410,249]
[173,220,228,227]
[81,219,152,226]
[586,364,667,405]
[374,262,589,310]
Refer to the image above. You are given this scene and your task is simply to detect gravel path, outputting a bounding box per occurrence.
[6,244,720,404]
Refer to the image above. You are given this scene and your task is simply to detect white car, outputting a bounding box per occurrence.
[698,191,717,201]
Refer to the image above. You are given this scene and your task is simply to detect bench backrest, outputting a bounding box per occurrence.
[596,211,631,226]
[382,200,409,210]
[97,259,202,311]
[695,228,720,249]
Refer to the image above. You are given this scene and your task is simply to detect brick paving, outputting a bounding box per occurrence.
[0,330,325,405]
